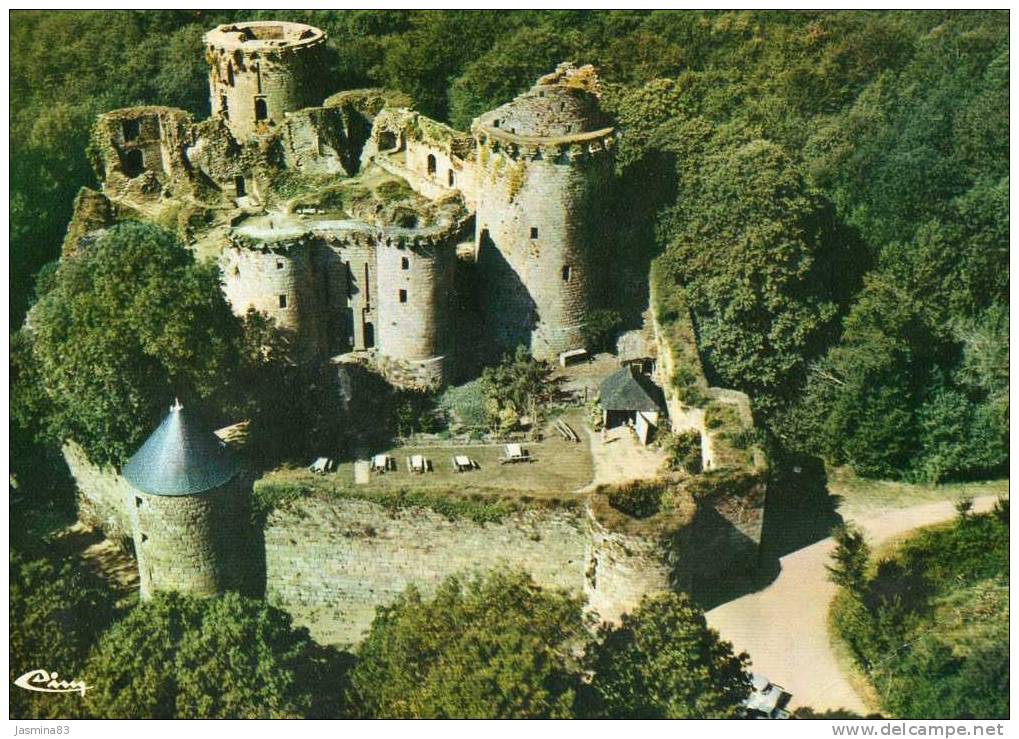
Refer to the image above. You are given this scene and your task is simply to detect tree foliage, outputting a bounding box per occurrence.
[351,569,588,718]
[81,592,344,719]
[18,222,252,467]
[583,593,751,718]
[830,508,1009,718]
[9,550,118,719]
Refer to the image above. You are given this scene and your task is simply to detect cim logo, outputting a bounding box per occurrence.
[13,669,89,697]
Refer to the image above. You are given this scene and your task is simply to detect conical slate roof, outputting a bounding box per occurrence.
[599,367,666,413]
[123,401,239,496]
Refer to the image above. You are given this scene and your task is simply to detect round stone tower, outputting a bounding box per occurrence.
[220,234,328,363]
[376,237,458,387]
[123,401,247,599]
[204,20,327,142]
[472,63,616,361]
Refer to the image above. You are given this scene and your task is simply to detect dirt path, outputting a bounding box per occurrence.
[580,424,665,491]
[704,494,1002,716]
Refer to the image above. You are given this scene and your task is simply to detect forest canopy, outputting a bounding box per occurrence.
[10,10,1008,482]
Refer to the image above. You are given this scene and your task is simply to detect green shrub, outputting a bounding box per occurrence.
[663,430,702,474]
[606,479,664,519]
[686,468,761,503]
[830,510,1009,718]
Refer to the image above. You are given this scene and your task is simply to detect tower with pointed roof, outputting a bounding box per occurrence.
[123,400,249,598]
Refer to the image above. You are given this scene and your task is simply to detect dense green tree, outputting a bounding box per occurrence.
[82,591,343,718]
[10,550,118,719]
[19,222,249,466]
[583,593,751,718]
[661,140,843,411]
[827,524,870,594]
[351,569,588,718]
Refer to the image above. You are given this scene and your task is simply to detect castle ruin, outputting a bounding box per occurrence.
[80,20,618,389]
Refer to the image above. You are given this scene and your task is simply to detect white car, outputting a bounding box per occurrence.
[744,674,793,719]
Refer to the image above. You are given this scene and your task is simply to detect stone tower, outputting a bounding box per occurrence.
[204,21,327,141]
[123,401,248,599]
[472,63,616,361]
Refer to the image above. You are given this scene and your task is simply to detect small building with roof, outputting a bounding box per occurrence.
[123,400,250,598]
[598,366,667,445]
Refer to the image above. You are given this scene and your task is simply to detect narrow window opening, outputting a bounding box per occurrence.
[226,62,234,86]
[364,322,375,348]
[220,95,229,120]
[447,169,455,187]
[123,149,144,178]
[234,176,246,197]
[135,496,143,508]
[278,294,288,309]
[276,260,284,270]
[401,257,410,270]
[363,264,370,305]
[530,227,539,240]
[398,289,408,304]
[426,154,436,175]
[123,119,140,142]
[254,97,268,122]
[492,119,500,128]
[562,264,572,282]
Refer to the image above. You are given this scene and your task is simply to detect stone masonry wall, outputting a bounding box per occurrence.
[221,241,328,362]
[206,23,327,142]
[132,481,249,599]
[376,242,453,365]
[263,498,590,646]
[64,441,134,545]
[474,136,614,361]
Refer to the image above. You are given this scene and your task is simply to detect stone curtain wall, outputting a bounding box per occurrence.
[263,498,590,645]
[64,442,761,645]
[64,441,135,545]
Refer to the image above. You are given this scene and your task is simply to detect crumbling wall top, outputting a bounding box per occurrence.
[204,21,326,55]
[473,62,612,141]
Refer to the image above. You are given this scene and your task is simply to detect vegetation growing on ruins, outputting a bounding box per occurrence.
[829,501,1009,718]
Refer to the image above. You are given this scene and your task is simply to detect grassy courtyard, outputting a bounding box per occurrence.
[256,408,595,521]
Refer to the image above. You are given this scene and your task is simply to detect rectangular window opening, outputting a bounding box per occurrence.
[276,260,284,270]
[398,289,408,304]
[279,294,288,309]
[530,227,539,239]
[562,265,572,282]
[401,257,410,270]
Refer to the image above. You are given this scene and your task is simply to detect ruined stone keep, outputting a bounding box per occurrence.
[78,20,619,389]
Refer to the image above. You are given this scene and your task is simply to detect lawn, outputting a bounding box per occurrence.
[828,467,1009,520]
[260,407,595,512]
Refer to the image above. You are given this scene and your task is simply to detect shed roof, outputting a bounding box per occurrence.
[123,401,240,496]
[598,367,666,413]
